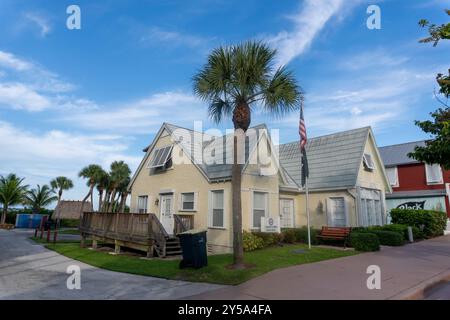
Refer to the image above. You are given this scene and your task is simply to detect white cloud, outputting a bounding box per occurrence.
[267,0,358,66]
[140,27,212,48]
[0,83,51,111]
[24,12,51,37]
[0,121,141,202]
[61,91,208,134]
[0,51,32,71]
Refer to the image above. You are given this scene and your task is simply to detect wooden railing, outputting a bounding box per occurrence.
[174,214,194,234]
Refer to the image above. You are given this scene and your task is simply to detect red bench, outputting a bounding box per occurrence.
[317,226,352,248]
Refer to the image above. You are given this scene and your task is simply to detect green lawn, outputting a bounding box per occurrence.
[57,228,80,235]
[40,241,358,285]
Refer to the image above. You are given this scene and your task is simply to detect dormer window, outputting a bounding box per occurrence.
[363,153,375,171]
[148,145,173,173]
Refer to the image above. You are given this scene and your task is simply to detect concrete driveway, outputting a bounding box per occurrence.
[0,229,223,300]
[190,235,450,300]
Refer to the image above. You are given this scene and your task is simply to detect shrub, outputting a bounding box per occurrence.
[370,224,424,241]
[369,230,404,246]
[350,232,380,251]
[282,229,297,243]
[60,219,80,228]
[243,231,264,252]
[390,209,447,238]
[294,227,319,245]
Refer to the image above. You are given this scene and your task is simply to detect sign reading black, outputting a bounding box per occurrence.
[396,201,426,210]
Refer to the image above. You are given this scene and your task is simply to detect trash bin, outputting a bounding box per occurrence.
[177,229,207,269]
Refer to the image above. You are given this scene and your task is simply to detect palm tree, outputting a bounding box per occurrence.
[24,185,58,214]
[106,161,131,213]
[78,164,104,218]
[193,41,302,267]
[0,174,28,224]
[95,170,110,211]
[50,176,74,227]
[117,176,131,213]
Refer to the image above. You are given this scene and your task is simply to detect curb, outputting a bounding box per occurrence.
[389,269,450,300]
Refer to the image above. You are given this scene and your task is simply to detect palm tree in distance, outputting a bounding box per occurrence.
[78,164,104,218]
[95,170,110,212]
[106,161,131,213]
[50,176,74,224]
[24,184,58,214]
[193,41,302,268]
[0,174,28,224]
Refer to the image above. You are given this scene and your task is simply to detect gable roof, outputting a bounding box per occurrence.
[278,127,371,190]
[378,141,426,167]
[129,122,290,188]
[130,123,386,192]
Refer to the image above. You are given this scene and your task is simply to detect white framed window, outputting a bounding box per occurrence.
[386,166,399,187]
[359,189,383,227]
[327,197,348,227]
[363,153,375,171]
[252,191,268,228]
[209,190,224,228]
[425,164,443,185]
[137,195,148,214]
[180,192,197,211]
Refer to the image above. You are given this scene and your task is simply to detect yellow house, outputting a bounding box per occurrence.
[128,123,392,254]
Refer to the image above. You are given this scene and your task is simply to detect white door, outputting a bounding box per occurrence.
[280,199,294,228]
[329,197,347,227]
[160,194,174,235]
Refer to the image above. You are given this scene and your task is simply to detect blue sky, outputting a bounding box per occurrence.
[0,0,449,202]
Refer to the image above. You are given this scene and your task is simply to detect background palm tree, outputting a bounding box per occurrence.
[117,176,131,213]
[0,174,28,224]
[95,170,110,211]
[50,176,74,226]
[24,184,58,214]
[79,164,104,218]
[193,41,302,267]
[106,161,131,213]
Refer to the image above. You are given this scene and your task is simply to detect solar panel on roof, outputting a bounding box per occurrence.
[150,145,173,168]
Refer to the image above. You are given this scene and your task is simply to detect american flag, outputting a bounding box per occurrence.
[299,101,309,187]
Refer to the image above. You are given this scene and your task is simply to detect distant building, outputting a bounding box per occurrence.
[53,200,93,220]
[379,141,450,218]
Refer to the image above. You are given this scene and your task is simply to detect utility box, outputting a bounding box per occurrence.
[177,229,207,269]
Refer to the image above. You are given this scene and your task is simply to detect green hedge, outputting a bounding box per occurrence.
[243,231,264,252]
[293,227,319,245]
[369,230,404,246]
[370,224,424,240]
[390,209,447,238]
[282,229,297,243]
[252,232,284,247]
[350,232,380,251]
[60,219,80,228]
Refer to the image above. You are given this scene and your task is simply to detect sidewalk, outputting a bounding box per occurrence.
[189,235,450,300]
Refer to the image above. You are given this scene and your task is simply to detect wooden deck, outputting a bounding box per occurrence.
[79,212,194,257]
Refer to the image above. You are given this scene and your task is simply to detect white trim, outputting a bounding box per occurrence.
[179,192,197,212]
[208,189,225,229]
[425,163,443,185]
[385,166,399,187]
[251,190,269,229]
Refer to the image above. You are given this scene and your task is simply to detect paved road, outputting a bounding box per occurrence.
[0,229,223,299]
[190,235,450,300]
[425,282,450,300]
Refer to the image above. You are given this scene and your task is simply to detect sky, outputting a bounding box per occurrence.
[0,0,449,204]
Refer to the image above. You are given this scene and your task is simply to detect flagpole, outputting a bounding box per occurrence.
[305,171,311,249]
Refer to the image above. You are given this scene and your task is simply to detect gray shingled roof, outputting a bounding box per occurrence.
[143,123,372,190]
[279,127,370,190]
[379,141,426,167]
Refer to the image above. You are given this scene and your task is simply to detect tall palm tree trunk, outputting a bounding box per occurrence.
[1,205,7,224]
[107,188,117,213]
[119,192,128,213]
[80,184,94,220]
[55,188,63,227]
[98,189,103,212]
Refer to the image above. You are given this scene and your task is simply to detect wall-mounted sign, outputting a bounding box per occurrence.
[261,216,280,233]
[396,201,426,210]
